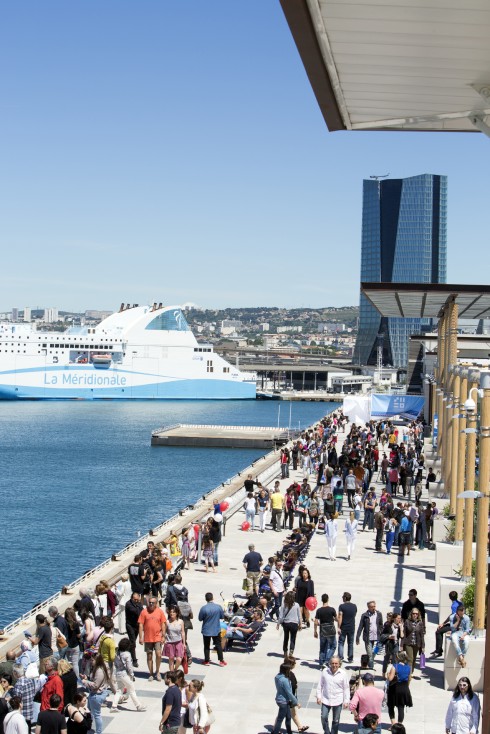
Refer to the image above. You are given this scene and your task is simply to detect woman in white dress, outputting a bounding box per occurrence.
[324,514,338,561]
[344,511,358,561]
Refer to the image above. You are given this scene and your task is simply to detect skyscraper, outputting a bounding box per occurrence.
[353,173,447,368]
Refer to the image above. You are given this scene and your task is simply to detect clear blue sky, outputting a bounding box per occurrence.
[1,1,489,312]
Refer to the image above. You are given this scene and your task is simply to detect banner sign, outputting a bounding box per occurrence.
[370,393,424,420]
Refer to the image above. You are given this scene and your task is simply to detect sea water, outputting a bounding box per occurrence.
[0,399,339,626]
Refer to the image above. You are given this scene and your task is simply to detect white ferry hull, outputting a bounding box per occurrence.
[0,304,256,400]
[0,365,255,400]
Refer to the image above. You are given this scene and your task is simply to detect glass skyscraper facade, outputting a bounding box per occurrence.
[353,174,447,368]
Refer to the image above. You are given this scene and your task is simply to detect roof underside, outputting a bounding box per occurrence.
[280,0,490,132]
[361,282,490,319]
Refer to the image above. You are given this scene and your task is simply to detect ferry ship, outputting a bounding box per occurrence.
[0,303,256,400]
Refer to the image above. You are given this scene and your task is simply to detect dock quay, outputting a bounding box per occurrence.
[0,409,469,734]
[151,423,293,448]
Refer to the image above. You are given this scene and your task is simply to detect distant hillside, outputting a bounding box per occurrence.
[185,305,358,332]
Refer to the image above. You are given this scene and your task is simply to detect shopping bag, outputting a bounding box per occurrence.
[419,652,426,670]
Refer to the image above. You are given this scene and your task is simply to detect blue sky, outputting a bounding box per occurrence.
[1,1,489,312]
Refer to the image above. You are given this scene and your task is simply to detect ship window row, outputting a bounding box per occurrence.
[45,344,114,349]
[194,347,212,353]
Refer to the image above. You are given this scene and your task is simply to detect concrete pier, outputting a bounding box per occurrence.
[151,423,292,448]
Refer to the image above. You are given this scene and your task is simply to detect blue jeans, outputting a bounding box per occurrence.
[213,541,220,564]
[319,635,337,666]
[363,509,374,530]
[88,689,109,734]
[451,632,469,657]
[271,592,283,620]
[321,703,342,734]
[272,701,292,734]
[338,629,354,662]
[365,639,378,668]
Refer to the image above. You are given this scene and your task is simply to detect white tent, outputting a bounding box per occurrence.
[343,395,371,425]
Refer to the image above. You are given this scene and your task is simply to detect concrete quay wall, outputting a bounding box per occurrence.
[0,445,285,659]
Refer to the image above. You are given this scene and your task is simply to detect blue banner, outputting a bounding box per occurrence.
[371,394,424,420]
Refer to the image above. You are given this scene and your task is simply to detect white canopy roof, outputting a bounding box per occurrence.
[280,0,490,133]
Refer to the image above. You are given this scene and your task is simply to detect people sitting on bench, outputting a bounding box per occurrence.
[223,610,264,650]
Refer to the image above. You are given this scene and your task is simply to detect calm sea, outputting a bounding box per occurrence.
[0,400,339,627]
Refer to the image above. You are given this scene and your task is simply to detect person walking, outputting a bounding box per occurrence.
[337,592,357,664]
[314,594,338,669]
[284,656,309,733]
[385,516,397,555]
[269,560,285,621]
[111,638,146,712]
[271,663,299,734]
[402,608,425,674]
[243,492,258,531]
[356,601,383,668]
[270,483,284,532]
[138,596,167,681]
[316,656,350,734]
[81,655,115,734]
[363,492,376,532]
[345,470,357,509]
[295,568,315,628]
[278,591,302,656]
[257,488,270,533]
[374,510,384,552]
[445,677,481,734]
[163,606,186,672]
[325,515,338,561]
[385,651,412,728]
[242,544,263,597]
[124,592,143,668]
[344,512,357,561]
[197,593,226,667]
[349,673,384,733]
[159,670,182,734]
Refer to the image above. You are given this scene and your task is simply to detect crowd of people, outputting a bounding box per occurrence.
[0,409,482,734]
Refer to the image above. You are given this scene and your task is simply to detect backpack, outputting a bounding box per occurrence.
[174,585,189,603]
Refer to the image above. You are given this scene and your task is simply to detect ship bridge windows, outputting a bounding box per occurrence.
[194,347,212,353]
[146,309,190,332]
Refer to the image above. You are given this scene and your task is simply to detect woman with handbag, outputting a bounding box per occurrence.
[402,608,425,674]
[188,679,214,734]
[81,654,116,734]
[385,651,413,727]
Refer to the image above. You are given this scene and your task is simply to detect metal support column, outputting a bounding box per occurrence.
[462,371,479,581]
[454,367,466,544]
[473,370,490,634]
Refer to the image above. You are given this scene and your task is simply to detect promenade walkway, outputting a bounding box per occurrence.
[100,434,452,734]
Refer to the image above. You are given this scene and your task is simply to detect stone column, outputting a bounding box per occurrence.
[454,367,466,544]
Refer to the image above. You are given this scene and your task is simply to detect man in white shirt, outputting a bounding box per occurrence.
[269,560,285,621]
[316,656,350,734]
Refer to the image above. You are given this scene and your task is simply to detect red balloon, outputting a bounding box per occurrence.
[220,501,229,512]
[305,596,317,611]
[193,524,200,533]
[241,521,250,531]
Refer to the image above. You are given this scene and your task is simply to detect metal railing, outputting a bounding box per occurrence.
[1,446,285,637]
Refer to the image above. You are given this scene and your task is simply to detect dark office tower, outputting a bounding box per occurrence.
[353,174,447,368]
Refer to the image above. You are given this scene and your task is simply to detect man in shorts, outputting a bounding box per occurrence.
[138,596,167,681]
